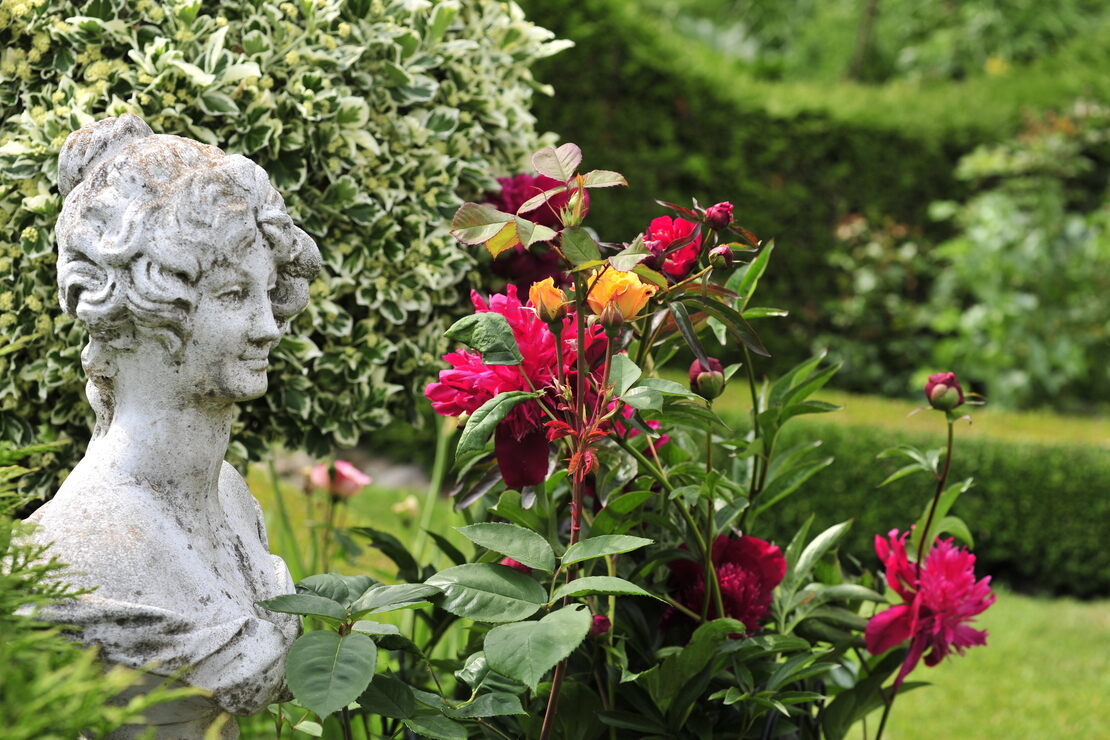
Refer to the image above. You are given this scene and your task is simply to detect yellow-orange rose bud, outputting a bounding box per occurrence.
[586,269,657,322]
[529,277,567,323]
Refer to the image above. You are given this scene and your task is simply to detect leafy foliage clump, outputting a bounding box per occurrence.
[0,0,566,494]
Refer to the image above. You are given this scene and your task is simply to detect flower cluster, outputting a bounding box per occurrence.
[865,530,995,689]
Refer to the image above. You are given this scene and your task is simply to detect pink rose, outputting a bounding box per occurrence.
[310,460,372,500]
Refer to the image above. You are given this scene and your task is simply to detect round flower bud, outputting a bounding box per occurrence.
[705,201,734,230]
[528,277,567,324]
[589,614,611,637]
[689,357,726,401]
[924,371,964,411]
[708,244,734,269]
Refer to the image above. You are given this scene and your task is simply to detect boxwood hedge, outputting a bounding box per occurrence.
[0,0,566,494]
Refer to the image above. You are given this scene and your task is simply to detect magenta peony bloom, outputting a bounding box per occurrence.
[666,535,786,631]
[309,460,372,500]
[425,285,607,489]
[645,216,702,279]
[865,530,995,690]
[705,201,735,230]
[924,371,965,410]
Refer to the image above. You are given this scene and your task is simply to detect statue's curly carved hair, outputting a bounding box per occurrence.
[55,114,321,435]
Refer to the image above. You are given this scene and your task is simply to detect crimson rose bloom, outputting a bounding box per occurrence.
[865,530,995,690]
[645,216,702,279]
[666,535,786,631]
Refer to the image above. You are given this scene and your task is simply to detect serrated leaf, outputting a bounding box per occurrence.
[444,692,526,719]
[455,391,542,459]
[608,354,641,397]
[551,576,659,601]
[403,715,468,740]
[450,202,513,245]
[426,564,546,622]
[581,169,627,188]
[358,673,415,719]
[286,632,377,718]
[256,593,346,621]
[561,226,602,266]
[516,184,568,216]
[455,522,556,572]
[350,583,442,616]
[609,235,652,271]
[444,313,523,366]
[561,535,653,566]
[532,143,582,181]
[296,574,377,608]
[485,605,591,690]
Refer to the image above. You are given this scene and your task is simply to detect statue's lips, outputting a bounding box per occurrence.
[239,356,270,371]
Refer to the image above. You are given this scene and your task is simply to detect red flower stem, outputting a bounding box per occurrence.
[916,417,955,575]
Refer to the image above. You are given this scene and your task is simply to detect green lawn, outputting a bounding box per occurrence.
[852,589,1110,739]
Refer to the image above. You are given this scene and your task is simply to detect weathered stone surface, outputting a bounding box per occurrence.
[25,115,322,738]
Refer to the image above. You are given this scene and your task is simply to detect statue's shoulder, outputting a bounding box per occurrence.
[217,461,268,542]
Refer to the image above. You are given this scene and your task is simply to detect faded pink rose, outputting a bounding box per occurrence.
[865,530,994,690]
[310,460,372,500]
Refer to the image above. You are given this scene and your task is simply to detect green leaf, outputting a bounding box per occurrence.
[425,563,547,622]
[444,313,523,366]
[669,302,712,369]
[455,522,556,573]
[754,456,834,515]
[286,631,377,718]
[516,184,569,216]
[788,521,852,590]
[403,714,468,740]
[935,515,974,547]
[608,235,652,271]
[561,535,653,566]
[561,226,602,266]
[197,91,239,116]
[621,386,663,411]
[351,621,419,653]
[358,673,415,719]
[580,169,627,188]
[350,584,442,616]
[256,593,346,621]
[484,605,592,690]
[425,530,468,566]
[681,294,769,357]
[455,390,543,459]
[348,527,420,582]
[732,239,774,309]
[296,574,377,608]
[450,202,514,245]
[608,354,641,397]
[532,143,581,181]
[551,576,659,601]
[444,692,526,719]
[913,478,973,553]
[632,263,668,288]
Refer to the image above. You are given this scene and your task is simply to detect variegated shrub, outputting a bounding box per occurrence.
[0,0,567,492]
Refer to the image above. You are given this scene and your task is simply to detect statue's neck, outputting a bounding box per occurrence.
[89,398,234,514]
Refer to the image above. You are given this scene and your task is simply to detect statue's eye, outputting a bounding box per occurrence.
[218,286,247,303]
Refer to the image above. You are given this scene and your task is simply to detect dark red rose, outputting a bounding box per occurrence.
[705,201,734,230]
[666,535,786,632]
[924,372,964,410]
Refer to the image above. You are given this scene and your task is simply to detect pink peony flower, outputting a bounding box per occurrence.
[309,460,372,500]
[425,285,607,489]
[865,530,995,690]
[705,201,735,230]
[665,535,786,631]
[645,216,702,279]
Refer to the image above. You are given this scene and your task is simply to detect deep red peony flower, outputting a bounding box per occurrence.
[666,535,786,631]
[865,530,995,690]
[425,285,607,489]
[645,216,702,279]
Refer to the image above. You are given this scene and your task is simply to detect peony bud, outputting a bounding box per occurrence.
[529,277,567,324]
[705,202,734,230]
[589,614,611,637]
[689,357,726,401]
[708,244,734,269]
[309,460,372,500]
[499,557,532,575]
[924,371,964,410]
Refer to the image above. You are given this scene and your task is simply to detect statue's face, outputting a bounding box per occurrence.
[178,238,282,404]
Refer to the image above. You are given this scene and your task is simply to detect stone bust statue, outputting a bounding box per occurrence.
[26,114,321,738]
